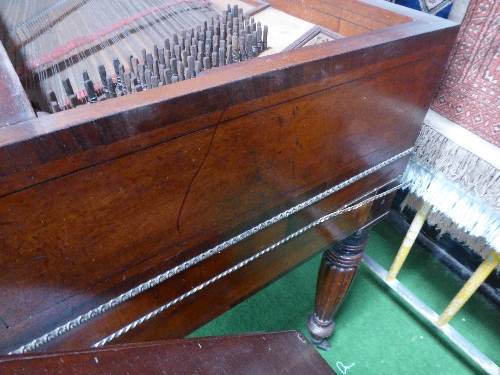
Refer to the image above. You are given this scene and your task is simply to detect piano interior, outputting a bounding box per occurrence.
[2,0,344,114]
[0,0,458,356]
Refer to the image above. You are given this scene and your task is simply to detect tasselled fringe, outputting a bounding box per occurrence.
[413,124,500,211]
[401,192,497,267]
[402,156,500,255]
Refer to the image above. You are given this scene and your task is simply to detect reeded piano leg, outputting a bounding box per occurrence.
[307,230,369,350]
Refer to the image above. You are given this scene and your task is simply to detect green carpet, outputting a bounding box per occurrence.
[189,221,500,374]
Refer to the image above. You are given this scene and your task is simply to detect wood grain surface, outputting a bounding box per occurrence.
[0,331,338,374]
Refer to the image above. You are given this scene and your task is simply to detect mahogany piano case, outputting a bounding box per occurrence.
[0,0,458,354]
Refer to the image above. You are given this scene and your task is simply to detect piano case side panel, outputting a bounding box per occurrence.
[0,12,458,353]
[264,0,414,36]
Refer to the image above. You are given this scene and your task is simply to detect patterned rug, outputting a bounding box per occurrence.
[389,0,454,18]
[431,0,500,147]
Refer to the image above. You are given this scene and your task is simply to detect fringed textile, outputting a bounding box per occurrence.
[402,123,500,262]
[412,124,500,211]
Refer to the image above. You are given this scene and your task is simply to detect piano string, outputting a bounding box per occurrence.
[1,0,269,113]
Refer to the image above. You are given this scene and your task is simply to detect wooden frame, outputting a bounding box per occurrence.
[283,26,344,51]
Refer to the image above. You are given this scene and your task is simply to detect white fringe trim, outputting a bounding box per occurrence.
[413,123,500,211]
[402,192,494,263]
[402,157,500,254]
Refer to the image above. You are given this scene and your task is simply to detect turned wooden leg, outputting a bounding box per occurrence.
[308,230,369,350]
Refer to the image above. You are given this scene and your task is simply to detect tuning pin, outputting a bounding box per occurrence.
[219,48,225,67]
[182,50,188,68]
[170,58,178,76]
[113,58,123,91]
[245,34,252,59]
[190,44,197,59]
[124,72,132,94]
[174,45,181,60]
[145,68,152,89]
[98,64,110,98]
[46,90,61,113]
[177,61,184,81]
[239,36,245,61]
[211,51,217,68]
[128,55,134,73]
[195,61,202,75]
[226,45,233,64]
[132,58,140,83]
[158,47,165,65]
[151,75,159,88]
[158,64,165,85]
[118,65,126,95]
[146,53,153,72]
[132,77,141,93]
[164,69,172,84]
[61,78,79,108]
[153,58,159,79]
[62,78,74,96]
[138,63,147,90]
[252,31,258,57]
[163,50,170,70]
[257,23,262,52]
[188,55,195,77]
[203,56,211,70]
[84,80,98,103]
[106,76,116,98]
[263,25,268,50]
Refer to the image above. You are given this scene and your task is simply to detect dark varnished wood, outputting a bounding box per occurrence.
[0,25,454,187]
[308,231,369,350]
[0,331,337,374]
[264,0,413,36]
[0,0,458,355]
